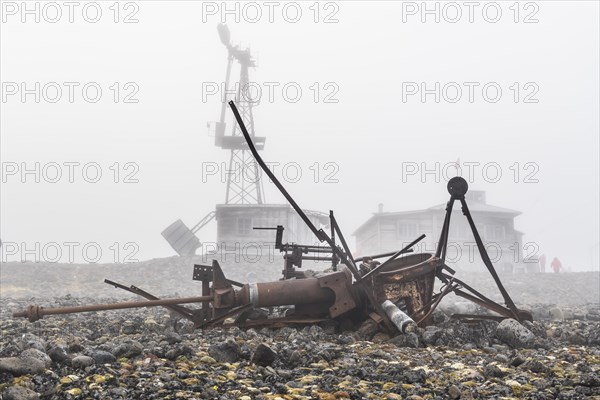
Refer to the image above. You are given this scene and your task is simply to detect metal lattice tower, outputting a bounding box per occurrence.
[215,24,265,205]
[161,24,265,256]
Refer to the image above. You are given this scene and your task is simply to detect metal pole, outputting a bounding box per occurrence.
[13,296,212,322]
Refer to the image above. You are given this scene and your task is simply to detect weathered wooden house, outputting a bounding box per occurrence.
[353,191,529,273]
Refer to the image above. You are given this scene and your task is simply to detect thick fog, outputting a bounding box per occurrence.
[1,1,598,271]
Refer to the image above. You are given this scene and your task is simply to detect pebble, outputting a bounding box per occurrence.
[70,355,95,368]
[86,349,116,364]
[112,340,143,358]
[448,384,462,399]
[47,346,69,364]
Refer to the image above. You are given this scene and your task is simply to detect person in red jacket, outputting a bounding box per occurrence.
[551,257,562,273]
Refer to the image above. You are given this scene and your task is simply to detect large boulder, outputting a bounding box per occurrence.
[495,318,535,348]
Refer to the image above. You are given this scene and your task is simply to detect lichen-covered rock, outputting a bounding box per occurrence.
[0,356,46,375]
[495,318,535,348]
[1,385,40,400]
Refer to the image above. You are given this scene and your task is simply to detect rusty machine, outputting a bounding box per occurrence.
[13,102,532,333]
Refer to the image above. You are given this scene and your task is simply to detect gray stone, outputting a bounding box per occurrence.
[2,385,40,400]
[549,306,564,321]
[122,320,138,335]
[388,332,419,348]
[208,339,241,363]
[251,343,278,366]
[448,385,462,399]
[495,319,535,348]
[494,354,509,363]
[422,327,442,346]
[20,349,51,368]
[19,334,45,352]
[87,350,116,364]
[47,346,69,364]
[0,356,46,375]
[71,355,95,368]
[164,331,181,344]
[113,340,143,358]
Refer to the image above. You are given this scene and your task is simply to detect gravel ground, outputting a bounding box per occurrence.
[1,261,599,399]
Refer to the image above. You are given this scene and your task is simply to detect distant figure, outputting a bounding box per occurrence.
[539,254,546,273]
[551,257,562,273]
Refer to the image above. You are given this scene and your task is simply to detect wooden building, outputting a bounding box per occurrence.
[353,191,529,273]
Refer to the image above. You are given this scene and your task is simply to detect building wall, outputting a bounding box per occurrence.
[355,210,525,272]
[210,204,330,281]
[215,204,328,252]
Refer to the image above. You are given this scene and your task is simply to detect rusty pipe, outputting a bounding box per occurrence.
[13,295,212,322]
[238,278,335,308]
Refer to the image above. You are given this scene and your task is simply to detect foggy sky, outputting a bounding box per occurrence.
[1,1,598,270]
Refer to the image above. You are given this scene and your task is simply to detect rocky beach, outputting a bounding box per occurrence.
[1,260,599,399]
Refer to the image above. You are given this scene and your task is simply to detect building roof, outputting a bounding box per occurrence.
[352,197,521,236]
[215,203,329,219]
[426,202,521,216]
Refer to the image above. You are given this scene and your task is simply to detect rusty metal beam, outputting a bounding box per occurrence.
[13,296,212,322]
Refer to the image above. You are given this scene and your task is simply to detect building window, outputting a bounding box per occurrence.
[237,218,252,236]
[397,222,418,238]
[484,225,505,241]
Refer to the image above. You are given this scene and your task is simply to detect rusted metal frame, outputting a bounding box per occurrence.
[354,249,414,263]
[330,210,338,270]
[197,304,253,329]
[435,198,455,261]
[13,296,214,322]
[439,272,508,311]
[329,212,357,268]
[326,207,396,329]
[413,278,457,326]
[299,256,334,262]
[411,279,458,324]
[458,198,520,319]
[231,316,327,329]
[357,234,427,282]
[450,313,507,322]
[229,101,395,331]
[104,279,195,320]
[281,246,334,254]
[436,272,516,318]
[453,289,514,319]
